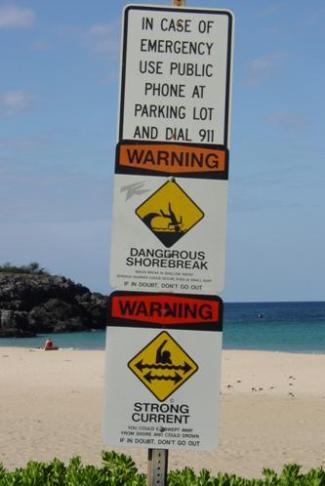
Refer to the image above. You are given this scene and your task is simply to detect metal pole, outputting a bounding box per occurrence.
[147,449,169,486]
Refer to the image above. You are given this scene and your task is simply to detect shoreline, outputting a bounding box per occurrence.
[0,348,324,477]
[1,343,325,355]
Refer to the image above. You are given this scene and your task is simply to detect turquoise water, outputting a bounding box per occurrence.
[1,301,325,354]
[224,301,325,353]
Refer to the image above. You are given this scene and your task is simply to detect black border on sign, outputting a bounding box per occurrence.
[115,140,229,180]
[119,5,234,149]
[108,291,223,331]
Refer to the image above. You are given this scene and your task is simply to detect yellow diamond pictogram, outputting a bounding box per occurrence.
[135,180,204,248]
[128,331,198,402]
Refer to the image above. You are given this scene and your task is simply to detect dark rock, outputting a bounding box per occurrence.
[75,292,107,329]
[1,310,13,329]
[0,273,108,337]
[1,309,29,329]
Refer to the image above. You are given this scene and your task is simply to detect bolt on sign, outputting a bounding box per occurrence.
[109,5,234,295]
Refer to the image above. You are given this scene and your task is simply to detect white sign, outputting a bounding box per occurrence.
[109,175,227,294]
[103,327,222,450]
[119,5,233,146]
[110,6,234,294]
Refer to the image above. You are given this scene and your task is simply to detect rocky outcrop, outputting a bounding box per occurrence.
[0,273,108,337]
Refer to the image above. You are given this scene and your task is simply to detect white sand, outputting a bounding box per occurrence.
[0,347,324,478]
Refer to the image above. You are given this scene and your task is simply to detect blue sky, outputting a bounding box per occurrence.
[1,0,324,302]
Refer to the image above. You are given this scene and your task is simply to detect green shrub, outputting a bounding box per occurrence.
[0,455,324,485]
[101,451,146,485]
[0,262,48,275]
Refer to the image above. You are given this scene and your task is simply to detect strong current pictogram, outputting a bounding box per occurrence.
[128,331,198,401]
[135,180,204,248]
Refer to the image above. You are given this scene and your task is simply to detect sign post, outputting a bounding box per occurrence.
[104,1,234,486]
[155,12,177,483]
[148,3,183,484]
[148,449,168,486]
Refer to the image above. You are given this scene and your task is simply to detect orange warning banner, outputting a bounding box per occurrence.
[116,142,228,178]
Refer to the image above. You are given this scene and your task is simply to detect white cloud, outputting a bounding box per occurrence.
[244,53,285,87]
[0,5,35,28]
[0,90,34,116]
[87,22,119,57]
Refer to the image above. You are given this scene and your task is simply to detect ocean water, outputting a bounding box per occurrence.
[1,301,325,354]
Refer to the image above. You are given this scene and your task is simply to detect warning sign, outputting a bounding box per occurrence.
[135,179,204,248]
[103,327,222,450]
[128,331,198,401]
[116,141,228,179]
[109,292,223,331]
[110,174,228,295]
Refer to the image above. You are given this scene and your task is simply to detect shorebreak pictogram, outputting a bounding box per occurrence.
[135,180,204,248]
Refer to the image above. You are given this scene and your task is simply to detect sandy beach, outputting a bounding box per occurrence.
[0,347,324,478]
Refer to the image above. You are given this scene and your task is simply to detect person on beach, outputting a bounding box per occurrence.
[43,338,56,351]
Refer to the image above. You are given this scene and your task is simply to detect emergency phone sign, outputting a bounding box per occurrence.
[119,5,233,146]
